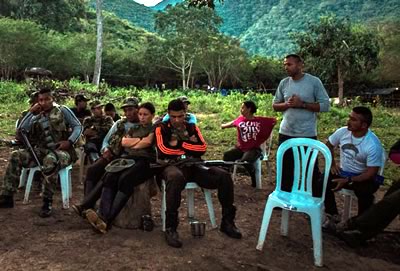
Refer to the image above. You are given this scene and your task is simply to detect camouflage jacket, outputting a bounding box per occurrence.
[83,115,113,142]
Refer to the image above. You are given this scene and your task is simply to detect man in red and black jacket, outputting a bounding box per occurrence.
[155,99,242,248]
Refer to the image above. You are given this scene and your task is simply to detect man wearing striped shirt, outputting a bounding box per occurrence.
[155,99,242,248]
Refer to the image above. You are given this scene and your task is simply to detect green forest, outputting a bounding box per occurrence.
[0,0,399,96]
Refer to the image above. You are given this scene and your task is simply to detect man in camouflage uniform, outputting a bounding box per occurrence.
[82,100,114,162]
[72,97,140,215]
[0,87,82,217]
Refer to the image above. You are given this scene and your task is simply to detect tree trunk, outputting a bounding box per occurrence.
[337,65,344,106]
[92,0,103,87]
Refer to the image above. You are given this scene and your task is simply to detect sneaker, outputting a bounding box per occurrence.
[85,209,107,234]
[39,199,52,218]
[322,214,341,233]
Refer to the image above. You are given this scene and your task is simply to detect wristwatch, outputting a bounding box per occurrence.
[302,102,307,109]
[347,176,353,185]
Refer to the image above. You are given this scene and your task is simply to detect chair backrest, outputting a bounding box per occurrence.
[275,138,332,200]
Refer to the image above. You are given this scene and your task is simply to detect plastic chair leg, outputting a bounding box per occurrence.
[187,188,195,220]
[59,165,72,209]
[232,164,238,182]
[342,195,353,222]
[256,201,274,251]
[23,166,40,204]
[310,210,323,267]
[280,209,290,236]
[19,168,29,188]
[254,159,262,189]
[161,181,166,232]
[203,189,217,228]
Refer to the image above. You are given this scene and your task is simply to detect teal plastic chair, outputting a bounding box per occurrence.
[161,180,217,231]
[256,138,332,267]
[20,164,73,209]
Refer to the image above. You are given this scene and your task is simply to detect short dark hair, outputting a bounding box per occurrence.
[168,99,186,112]
[104,102,116,112]
[353,106,373,127]
[139,102,155,114]
[38,87,52,96]
[285,54,304,63]
[243,101,257,113]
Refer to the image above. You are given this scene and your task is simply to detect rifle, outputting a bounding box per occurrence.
[19,128,43,171]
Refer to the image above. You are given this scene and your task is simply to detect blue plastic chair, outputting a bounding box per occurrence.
[256,138,332,267]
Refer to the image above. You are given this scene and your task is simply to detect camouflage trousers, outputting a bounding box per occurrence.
[0,148,71,199]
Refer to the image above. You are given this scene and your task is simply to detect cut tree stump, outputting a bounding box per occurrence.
[113,178,158,229]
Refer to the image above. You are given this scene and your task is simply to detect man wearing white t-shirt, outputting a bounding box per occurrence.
[323,106,384,228]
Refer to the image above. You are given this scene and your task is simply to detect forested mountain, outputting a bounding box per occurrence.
[152,0,183,10]
[147,0,400,56]
[90,0,156,31]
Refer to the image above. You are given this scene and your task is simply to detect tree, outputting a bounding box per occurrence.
[155,3,222,89]
[249,56,284,90]
[378,20,400,84]
[293,15,380,105]
[92,0,103,87]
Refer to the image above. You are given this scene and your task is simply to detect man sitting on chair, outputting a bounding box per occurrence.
[221,101,276,187]
[323,106,384,230]
[156,99,242,248]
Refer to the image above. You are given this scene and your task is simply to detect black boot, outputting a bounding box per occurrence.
[220,206,242,239]
[72,180,104,217]
[39,198,52,218]
[165,212,182,248]
[0,195,14,208]
[105,191,130,229]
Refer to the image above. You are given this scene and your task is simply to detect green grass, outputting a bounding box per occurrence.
[1,80,399,184]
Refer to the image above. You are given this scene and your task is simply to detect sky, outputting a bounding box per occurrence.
[134,0,163,7]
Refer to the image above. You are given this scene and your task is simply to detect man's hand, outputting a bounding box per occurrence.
[330,163,341,175]
[57,140,71,151]
[102,148,113,161]
[189,135,198,143]
[84,128,97,138]
[332,178,348,192]
[169,134,178,146]
[29,103,42,115]
[287,95,303,108]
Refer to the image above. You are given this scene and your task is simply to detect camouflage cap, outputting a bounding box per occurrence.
[121,97,139,109]
[90,100,103,109]
[178,95,191,104]
[105,158,136,173]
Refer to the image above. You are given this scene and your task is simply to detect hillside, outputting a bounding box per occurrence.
[90,0,155,31]
[152,0,183,10]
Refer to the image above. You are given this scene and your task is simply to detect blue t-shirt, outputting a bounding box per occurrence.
[273,73,330,137]
[162,113,197,124]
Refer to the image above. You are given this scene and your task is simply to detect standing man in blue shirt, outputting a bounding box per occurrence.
[273,54,330,192]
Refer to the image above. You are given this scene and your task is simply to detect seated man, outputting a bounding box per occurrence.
[104,102,121,122]
[0,87,82,217]
[221,101,276,187]
[70,94,91,124]
[82,100,114,162]
[156,99,241,248]
[72,97,140,214]
[162,96,196,124]
[323,106,384,229]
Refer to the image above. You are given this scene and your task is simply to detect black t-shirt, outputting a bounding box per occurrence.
[70,107,91,123]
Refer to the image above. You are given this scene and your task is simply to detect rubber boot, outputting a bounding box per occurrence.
[165,211,182,248]
[39,198,53,218]
[72,179,104,217]
[105,191,131,229]
[220,206,242,239]
[0,195,14,208]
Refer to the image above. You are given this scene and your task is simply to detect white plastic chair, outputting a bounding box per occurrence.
[161,180,217,232]
[232,131,274,189]
[256,138,332,267]
[339,150,387,222]
[78,147,87,184]
[20,164,73,209]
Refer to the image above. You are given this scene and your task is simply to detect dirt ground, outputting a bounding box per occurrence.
[0,145,399,271]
